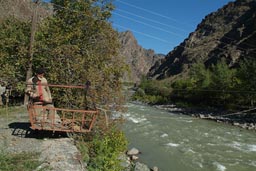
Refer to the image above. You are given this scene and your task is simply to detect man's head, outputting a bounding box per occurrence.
[36,68,45,78]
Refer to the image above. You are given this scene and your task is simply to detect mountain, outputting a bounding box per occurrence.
[148,0,256,80]
[0,0,52,22]
[118,31,164,83]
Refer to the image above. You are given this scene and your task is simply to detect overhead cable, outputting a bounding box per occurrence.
[115,8,188,33]
[115,0,256,52]
[113,12,185,38]
[115,0,193,29]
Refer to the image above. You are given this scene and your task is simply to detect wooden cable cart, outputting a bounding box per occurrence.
[27,83,99,135]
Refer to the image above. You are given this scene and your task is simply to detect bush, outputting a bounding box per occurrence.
[132,79,171,104]
[86,129,128,171]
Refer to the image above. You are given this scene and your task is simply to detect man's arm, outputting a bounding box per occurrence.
[26,78,37,98]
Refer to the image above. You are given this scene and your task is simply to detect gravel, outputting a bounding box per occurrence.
[0,106,86,171]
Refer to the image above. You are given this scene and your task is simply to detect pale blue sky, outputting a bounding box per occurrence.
[43,0,234,54]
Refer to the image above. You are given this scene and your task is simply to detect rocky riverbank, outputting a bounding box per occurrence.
[154,104,256,131]
[121,147,159,171]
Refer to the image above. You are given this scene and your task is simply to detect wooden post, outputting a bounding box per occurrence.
[24,0,40,105]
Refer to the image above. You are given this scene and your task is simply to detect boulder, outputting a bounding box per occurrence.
[134,162,150,171]
[127,147,140,156]
[131,155,139,160]
[119,153,130,166]
[151,166,159,171]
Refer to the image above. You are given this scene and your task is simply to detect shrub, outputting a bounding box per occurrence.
[86,129,128,171]
[132,79,171,104]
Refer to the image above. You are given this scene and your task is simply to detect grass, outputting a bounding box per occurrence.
[0,105,27,119]
[0,105,26,113]
[0,152,44,171]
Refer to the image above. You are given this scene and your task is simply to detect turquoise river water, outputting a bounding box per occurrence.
[118,103,256,171]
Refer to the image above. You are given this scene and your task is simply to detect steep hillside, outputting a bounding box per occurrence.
[0,0,52,22]
[119,31,164,83]
[148,0,256,80]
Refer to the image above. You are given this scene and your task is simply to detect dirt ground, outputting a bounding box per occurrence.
[0,106,86,171]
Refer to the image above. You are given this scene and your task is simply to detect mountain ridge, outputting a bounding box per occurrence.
[148,0,256,80]
[118,30,164,83]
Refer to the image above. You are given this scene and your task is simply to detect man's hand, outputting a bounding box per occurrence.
[44,99,52,104]
[29,91,39,99]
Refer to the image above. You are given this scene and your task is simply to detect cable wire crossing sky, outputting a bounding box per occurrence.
[112,0,234,54]
[43,0,234,55]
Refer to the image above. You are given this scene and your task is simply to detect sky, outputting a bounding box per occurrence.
[43,0,234,55]
[111,0,235,54]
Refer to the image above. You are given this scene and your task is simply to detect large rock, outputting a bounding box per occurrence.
[127,147,140,156]
[134,162,150,171]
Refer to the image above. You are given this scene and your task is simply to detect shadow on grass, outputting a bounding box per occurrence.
[8,122,67,139]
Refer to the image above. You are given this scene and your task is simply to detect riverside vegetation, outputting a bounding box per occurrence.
[133,59,256,124]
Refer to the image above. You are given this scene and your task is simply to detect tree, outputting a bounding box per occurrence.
[237,59,256,91]
[34,0,127,110]
[0,17,30,92]
[237,59,256,106]
[189,62,211,89]
[210,59,236,90]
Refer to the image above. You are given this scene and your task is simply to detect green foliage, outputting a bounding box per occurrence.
[0,106,27,119]
[236,59,256,106]
[170,59,256,109]
[237,59,256,91]
[133,88,145,98]
[132,78,171,104]
[172,78,196,90]
[144,95,168,104]
[34,0,127,110]
[135,59,256,109]
[76,140,90,163]
[87,129,128,171]
[0,0,127,109]
[171,78,197,102]
[0,17,30,92]
[189,62,211,88]
[171,60,239,108]
[209,59,237,90]
[0,152,42,171]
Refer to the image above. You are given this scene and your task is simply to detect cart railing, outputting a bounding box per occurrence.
[27,103,98,133]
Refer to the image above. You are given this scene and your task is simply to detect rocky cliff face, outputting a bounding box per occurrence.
[118,31,164,83]
[148,0,256,80]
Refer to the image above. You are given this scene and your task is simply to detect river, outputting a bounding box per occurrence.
[118,103,256,171]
